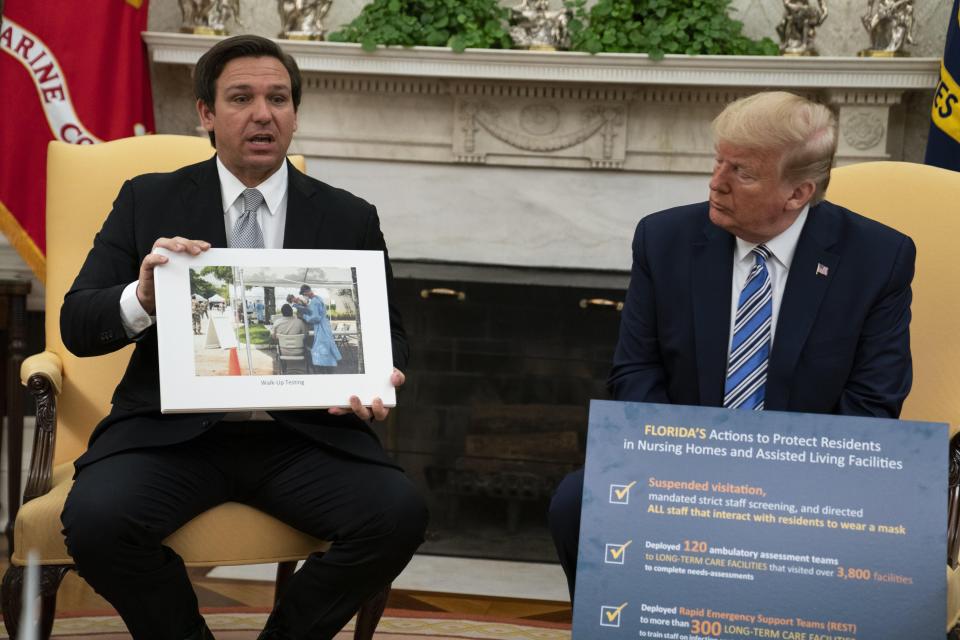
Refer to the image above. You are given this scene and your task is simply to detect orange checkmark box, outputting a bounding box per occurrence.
[609,481,637,503]
[601,602,628,626]
[606,540,632,562]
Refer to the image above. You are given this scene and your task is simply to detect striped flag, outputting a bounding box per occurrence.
[925,0,960,172]
[0,1,154,280]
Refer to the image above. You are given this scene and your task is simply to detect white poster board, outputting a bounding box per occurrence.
[154,248,396,413]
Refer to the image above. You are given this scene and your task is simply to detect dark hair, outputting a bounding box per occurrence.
[299,284,312,295]
[281,303,293,317]
[194,35,302,145]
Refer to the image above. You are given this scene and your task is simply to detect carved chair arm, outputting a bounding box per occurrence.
[948,432,960,569]
[20,352,63,505]
[21,352,62,395]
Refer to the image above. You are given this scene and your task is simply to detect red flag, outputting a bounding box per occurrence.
[0,0,154,281]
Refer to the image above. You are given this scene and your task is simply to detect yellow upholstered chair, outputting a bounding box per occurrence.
[1,135,388,639]
[826,161,960,638]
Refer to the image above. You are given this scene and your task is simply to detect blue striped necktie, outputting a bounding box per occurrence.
[724,244,772,410]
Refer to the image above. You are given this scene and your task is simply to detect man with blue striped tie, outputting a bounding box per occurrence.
[549,91,916,599]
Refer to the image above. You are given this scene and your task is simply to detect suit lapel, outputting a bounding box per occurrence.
[282,161,324,249]
[181,157,228,247]
[692,222,735,407]
[766,202,841,410]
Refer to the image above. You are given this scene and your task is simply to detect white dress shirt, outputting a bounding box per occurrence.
[119,158,289,337]
[727,205,809,356]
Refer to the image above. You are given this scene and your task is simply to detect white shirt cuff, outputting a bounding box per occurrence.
[120,281,155,338]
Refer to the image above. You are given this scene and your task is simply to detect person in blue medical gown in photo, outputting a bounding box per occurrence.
[296,284,342,371]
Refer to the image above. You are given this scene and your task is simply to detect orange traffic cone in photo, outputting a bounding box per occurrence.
[227,347,241,376]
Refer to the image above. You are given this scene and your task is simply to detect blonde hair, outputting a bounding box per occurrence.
[711,92,838,204]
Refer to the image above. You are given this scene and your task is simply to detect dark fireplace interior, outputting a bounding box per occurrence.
[385,266,627,563]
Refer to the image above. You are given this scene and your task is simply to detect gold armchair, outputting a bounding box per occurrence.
[826,161,960,638]
[1,135,388,639]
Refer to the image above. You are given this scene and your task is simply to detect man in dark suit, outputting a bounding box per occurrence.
[59,35,426,640]
[548,91,915,599]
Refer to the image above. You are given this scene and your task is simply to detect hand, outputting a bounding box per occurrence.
[137,237,210,315]
[329,368,405,421]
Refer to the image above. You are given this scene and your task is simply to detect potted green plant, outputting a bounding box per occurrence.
[565,0,779,58]
[328,0,513,52]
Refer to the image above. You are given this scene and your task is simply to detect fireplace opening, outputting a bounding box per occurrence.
[386,265,627,563]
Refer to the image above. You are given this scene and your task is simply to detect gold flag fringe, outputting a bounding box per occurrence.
[0,199,45,283]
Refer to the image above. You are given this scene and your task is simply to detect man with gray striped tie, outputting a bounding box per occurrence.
[59,35,425,640]
[548,91,915,600]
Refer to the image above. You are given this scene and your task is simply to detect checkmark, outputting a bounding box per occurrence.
[609,481,637,504]
[605,540,632,564]
[600,602,628,627]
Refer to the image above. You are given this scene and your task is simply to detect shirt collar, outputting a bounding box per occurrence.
[215,156,288,217]
[734,204,810,270]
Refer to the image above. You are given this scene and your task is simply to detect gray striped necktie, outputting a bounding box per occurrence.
[232,188,265,248]
[723,244,773,410]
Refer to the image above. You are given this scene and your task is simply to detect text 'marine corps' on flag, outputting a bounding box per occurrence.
[925,0,960,172]
[0,0,154,281]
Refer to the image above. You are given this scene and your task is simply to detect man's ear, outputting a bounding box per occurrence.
[197,99,215,133]
[786,179,816,212]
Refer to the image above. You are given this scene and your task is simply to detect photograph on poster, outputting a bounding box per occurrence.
[154,248,395,413]
[189,265,364,377]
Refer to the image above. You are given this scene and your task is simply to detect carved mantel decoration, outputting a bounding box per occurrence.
[454,87,627,168]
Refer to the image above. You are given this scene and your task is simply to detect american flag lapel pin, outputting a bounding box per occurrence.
[816,263,829,277]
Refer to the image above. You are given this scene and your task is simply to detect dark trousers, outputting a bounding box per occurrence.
[547,467,584,601]
[61,421,428,640]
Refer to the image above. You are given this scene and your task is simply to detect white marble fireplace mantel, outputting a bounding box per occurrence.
[147,31,937,87]
[143,32,939,273]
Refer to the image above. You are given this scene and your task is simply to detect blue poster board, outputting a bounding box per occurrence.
[573,400,947,639]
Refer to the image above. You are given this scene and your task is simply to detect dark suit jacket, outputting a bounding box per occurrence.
[61,156,409,470]
[608,200,914,418]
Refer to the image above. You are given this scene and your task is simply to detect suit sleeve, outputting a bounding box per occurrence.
[607,218,671,404]
[836,234,915,418]
[60,180,144,357]
[361,204,409,372]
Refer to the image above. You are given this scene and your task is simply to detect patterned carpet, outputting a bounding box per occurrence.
[0,560,572,639]
[1,610,572,640]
